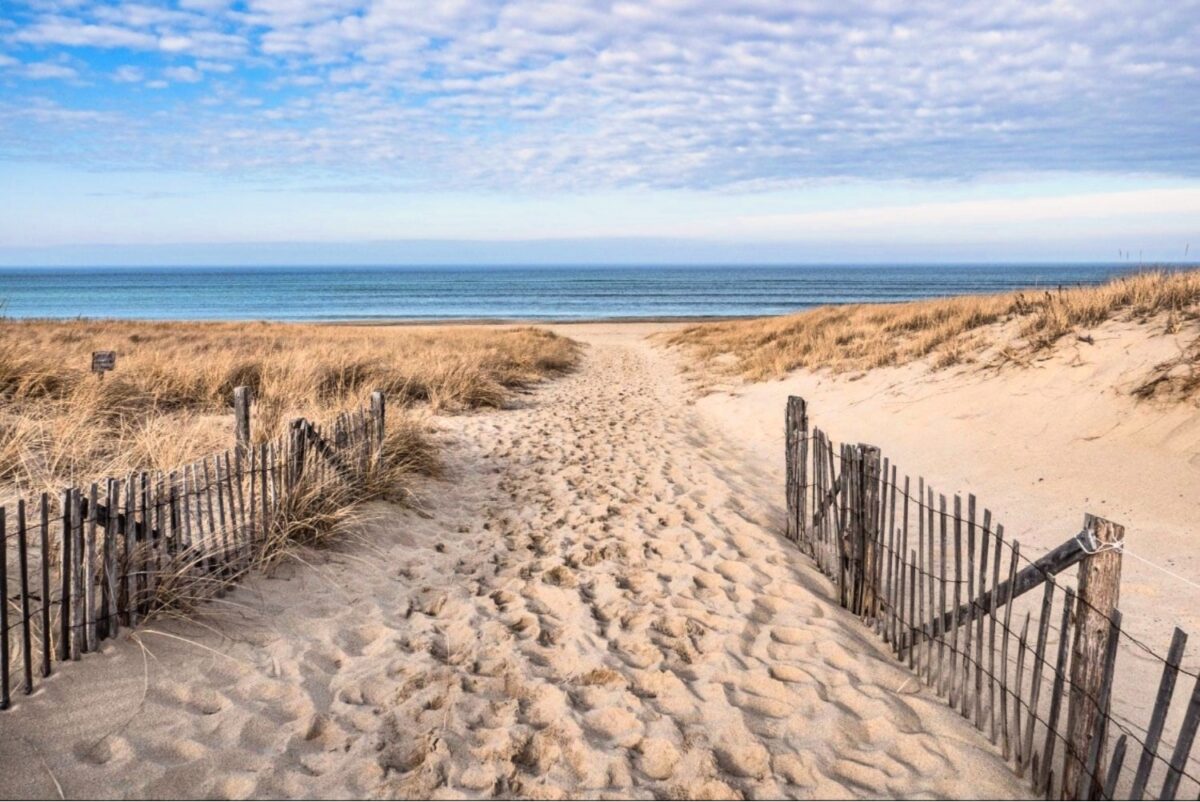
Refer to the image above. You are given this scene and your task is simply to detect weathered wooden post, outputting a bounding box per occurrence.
[837,443,854,608]
[233,386,252,460]
[288,419,306,489]
[370,391,386,462]
[796,398,808,548]
[1063,513,1125,799]
[335,414,348,450]
[785,397,805,544]
[858,444,881,619]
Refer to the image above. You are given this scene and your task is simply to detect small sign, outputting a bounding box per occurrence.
[91,350,116,375]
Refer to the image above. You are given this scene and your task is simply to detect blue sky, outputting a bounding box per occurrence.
[1,0,1198,265]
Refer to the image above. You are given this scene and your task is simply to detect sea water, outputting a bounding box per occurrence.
[0,264,1150,321]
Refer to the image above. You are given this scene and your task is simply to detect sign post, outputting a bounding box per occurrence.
[91,351,116,380]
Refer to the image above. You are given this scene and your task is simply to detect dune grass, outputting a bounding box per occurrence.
[0,320,579,500]
[667,269,1200,384]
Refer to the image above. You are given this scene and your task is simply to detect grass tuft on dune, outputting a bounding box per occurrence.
[0,320,579,500]
[667,268,1200,385]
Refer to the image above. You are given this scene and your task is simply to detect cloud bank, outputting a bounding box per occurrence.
[1,1,1197,192]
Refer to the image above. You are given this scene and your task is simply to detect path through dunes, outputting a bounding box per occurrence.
[0,327,1022,799]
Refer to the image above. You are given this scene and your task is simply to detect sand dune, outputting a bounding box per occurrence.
[691,314,1200,752]
[0,326,1020,799]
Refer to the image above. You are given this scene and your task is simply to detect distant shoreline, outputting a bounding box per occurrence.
[0,263,1142,321]
[345,315,759,326]
[1,314,758,326]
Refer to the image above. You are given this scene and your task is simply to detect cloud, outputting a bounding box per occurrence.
[0,0,1198,191]
[14,17,159,49]
[163,64,202,82]
[23,60,78,79]
[112,64,143,82]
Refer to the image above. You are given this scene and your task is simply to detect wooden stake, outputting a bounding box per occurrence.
[1080,610,1123,801]
[938,493,949,696]
[59,488,72,662]
[908,551,917,670]
[917,477,927,680]
[974,507,990,730]
[1014,612,1031,770]
[233,385,252,461]
[785,396,800,543]
[1160,668,1200,800]
[1001,538,1020,761]
[1064,515,1125,800]
[17,500,33,694]
[248,446,257,550]
[988,520,1002,742]
[103,479,119,639]
[84,486,97,653]
[926,484,936,686]
[211,456,227,566]
[70,488,83,659]
[39,493,51,677]
[882,457,894,638]
[0,507,9,709]
[123,475,136,627]
[1036,586,1075,796]
[1022,579,1057,778]
[951,494,963,709]
[1101,734,1127,802]
[138,472,149,617]
[232,450,246,562]
[962,494,975,719]
[1130,628,1187,799]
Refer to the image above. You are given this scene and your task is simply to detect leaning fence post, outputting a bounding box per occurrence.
[233,386,252,460]
[370,390,386,462]
[1063,514,1125,800]
[785,398,799,543]
[288,419,306,488]
[796,398,808,547]
[858,444,881,619]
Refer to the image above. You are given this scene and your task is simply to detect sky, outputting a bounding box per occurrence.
[0,0,1198,265]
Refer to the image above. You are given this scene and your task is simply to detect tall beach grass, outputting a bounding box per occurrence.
[0,320,579,501]
[667,268,1200,385]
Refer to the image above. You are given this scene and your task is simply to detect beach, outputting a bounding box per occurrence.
[0,302,1198,798]
[0,322,1028,799]
[5,0,1197,796]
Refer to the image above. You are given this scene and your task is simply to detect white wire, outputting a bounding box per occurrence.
[1076,530,1200,592]
[1122,547,1200,593]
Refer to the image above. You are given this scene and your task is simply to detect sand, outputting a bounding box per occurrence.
[689,315,1200,759]
[0,323,1024,799]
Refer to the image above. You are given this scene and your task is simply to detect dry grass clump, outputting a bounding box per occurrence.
[114,418,436,626]
[0,320,578,500]
[668,269,1200,383]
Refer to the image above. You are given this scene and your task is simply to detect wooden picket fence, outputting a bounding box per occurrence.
[0,387,387,710]
[785,396,1200,800]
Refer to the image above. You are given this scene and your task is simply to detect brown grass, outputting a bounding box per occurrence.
[0,320,579,500]
[666,269,1200,383]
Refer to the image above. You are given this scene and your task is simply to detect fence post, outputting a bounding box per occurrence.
[1063,513,1125,799]
[288,419,306,488]
[233,386,252,460]
[858,444,881,619]
[370,391,386,461]
[785,397,802,544]
[796,398,808,547]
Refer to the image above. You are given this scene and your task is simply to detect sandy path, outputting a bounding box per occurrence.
[0,329,1020,799]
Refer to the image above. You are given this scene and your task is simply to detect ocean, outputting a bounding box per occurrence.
[0,264,1154,321]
